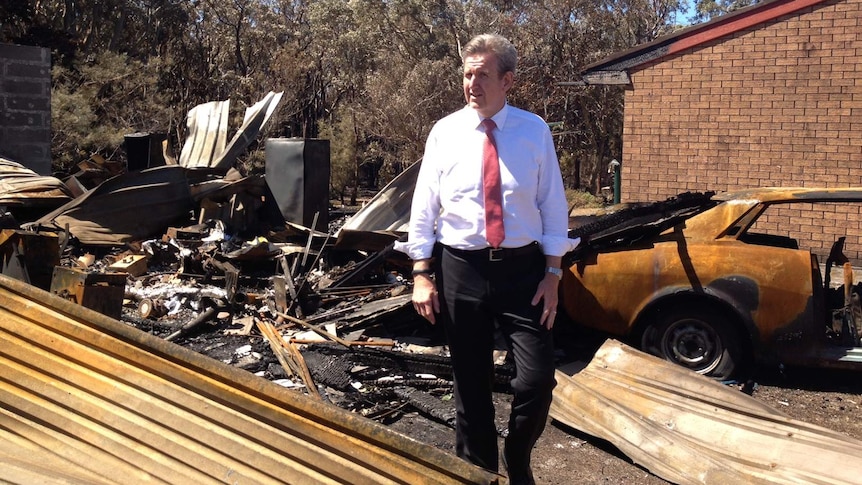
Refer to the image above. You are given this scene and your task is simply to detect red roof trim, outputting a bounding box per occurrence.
[666,0,827,56]
[581,0,830,76]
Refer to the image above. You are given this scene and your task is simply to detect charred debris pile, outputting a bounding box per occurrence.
[0,90,722,432]
[47,207,478,426]
[0,92,522,431]
[0,153,710,430]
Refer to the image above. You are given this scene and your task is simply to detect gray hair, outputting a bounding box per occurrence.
[462,34,517,75]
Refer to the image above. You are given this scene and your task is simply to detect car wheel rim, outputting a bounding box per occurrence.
[661,319,722,374]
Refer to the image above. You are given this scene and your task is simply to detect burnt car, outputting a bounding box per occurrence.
[560,188,862,379]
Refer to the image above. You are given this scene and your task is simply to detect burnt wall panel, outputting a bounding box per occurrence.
[124,132,167,171]
[265,138,330,229]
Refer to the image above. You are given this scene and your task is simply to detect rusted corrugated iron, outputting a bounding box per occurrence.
[33,165,196,246]
[550,340,862,485]
[0,274,501,484]
[0,157,73,208]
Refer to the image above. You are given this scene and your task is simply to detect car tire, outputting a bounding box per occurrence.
[640,305,744,380]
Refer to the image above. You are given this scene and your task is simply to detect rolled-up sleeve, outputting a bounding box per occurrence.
[393,128,442,260]
[536,127,581,257]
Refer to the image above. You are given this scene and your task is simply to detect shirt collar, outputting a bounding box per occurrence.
[469,103,509,131]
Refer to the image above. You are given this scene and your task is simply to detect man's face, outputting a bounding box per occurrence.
[463,52,513,119]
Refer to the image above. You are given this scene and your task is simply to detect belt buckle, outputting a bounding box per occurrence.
[488,248,504,262]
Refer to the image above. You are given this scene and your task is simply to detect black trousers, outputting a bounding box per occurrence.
[435,243,556,477]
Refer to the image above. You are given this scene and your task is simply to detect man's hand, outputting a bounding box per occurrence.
[412,274,440,324]
[532,256,563,329]
[531,273,560,329]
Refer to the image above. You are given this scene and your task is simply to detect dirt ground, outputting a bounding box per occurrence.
[386,389,670,485]
[391,328,862,485]
[134,312,862,485]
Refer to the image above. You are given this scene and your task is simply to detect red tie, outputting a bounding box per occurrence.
[482,119,504,248]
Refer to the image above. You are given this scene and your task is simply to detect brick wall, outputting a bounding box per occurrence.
[0,44,51,175]
[622,0,862,260]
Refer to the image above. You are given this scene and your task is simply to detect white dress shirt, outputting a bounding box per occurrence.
[395,103,580,260]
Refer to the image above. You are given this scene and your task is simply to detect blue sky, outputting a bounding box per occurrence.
[681,2,698,24]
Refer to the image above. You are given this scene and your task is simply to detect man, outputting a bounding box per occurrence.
[394,33,579,484]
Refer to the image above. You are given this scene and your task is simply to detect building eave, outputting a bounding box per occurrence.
[579,0,830,85]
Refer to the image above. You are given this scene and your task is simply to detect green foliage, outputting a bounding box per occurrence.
[319,114,359,204]
[237,150,266,177]
[51,51,171,173]
[566,189,605,210]
[22,0,692,194]
[692,0,761,23]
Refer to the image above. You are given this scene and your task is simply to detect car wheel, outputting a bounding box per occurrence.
[641,306,743,379]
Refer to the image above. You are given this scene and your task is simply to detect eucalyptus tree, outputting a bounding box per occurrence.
[16,0,693,193]
[691,0,760,23]
[500,0,686,194]
[310,0,479,203]
[308,0,689,198]
[23,0,192,171]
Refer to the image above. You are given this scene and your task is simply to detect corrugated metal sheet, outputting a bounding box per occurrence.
[550,340,862,485]
[334,160,418,251]
[338,160,418,235]
[0,158,72,207]
[179,99,230,169]
[211,91,283,171]
[33,165,195,246]
[0,274,501,484]
[178,92,283,171]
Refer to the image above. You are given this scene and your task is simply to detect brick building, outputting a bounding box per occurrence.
[581,0,862,259]
[0,44,52,175]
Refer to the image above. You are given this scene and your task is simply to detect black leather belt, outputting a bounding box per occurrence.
[445,242,540,262]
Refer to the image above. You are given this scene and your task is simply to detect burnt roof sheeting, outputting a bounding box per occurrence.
[0,158,72,207]
[178,91,283,171]
[0,273,502,484]
[179,100,230,169]
[339,160,419,234]
[335,161,419,250]
[34,165,195,246]
[551,340,862,485]
[210,91,283,172]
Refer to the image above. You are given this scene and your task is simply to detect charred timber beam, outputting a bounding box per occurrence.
[164,305,219,342]
[256,318,321,399]
[393,387,456,428]
[276,310,352,348]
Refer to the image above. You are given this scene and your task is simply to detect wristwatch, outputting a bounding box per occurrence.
[546,267,563,279]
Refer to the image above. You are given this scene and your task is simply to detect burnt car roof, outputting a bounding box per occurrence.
[568,187,862,257]
[716,187,862,203]
[568,192,717,253]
